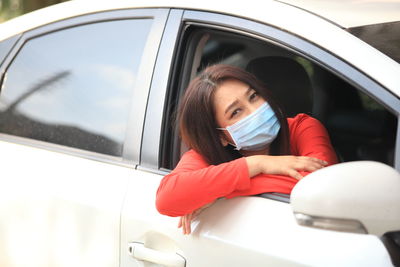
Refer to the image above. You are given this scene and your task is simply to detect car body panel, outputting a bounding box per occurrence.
[0,138,131,267]
[121,178,392,266]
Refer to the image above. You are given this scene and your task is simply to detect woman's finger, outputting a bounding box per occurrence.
[303,164,319,172]
[182,216,187,234]
[184,213,193,235]
[186,217,189,234]
[192,210,199,220]
[305,161,324,170]
[178,216,183,228]
[287,169,303,180]
[293,158,326,172]
[299,156,328,165]
[188,213,193,234]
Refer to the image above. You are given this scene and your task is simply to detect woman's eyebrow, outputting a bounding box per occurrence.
[244,86,253,96]
[224,87,253,115]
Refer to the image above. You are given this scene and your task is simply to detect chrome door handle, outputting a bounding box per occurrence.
[128,242,185,267]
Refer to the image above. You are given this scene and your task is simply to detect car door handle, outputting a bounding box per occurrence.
[128,242,186,267]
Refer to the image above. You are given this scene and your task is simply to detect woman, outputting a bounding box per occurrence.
[156,64,338,234]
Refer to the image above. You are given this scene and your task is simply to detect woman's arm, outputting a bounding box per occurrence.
[246,155,328,180]
[156,150,251,217]
[288,114,338,173]
[242,114,337,186]
[156,150,327,217]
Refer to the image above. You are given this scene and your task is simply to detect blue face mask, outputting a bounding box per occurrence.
[218,102,281,151]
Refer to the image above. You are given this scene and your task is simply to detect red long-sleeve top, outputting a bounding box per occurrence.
[156,114,338,217]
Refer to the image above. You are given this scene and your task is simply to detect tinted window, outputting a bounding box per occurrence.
[349,21,400,63]
[0,19,152,156]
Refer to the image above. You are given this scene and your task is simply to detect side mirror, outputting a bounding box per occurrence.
[291,161,400,236]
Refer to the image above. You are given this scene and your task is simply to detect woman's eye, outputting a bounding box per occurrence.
[231,108,241,118]
[249,92,258,101]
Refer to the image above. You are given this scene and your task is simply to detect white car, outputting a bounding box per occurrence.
[0,0,399,266]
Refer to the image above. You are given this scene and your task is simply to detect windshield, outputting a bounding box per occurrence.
[348,21,400,64]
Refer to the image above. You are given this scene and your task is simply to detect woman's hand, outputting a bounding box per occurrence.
[178,213,194,235]
[178,201,215,235]
[246,155,328,180]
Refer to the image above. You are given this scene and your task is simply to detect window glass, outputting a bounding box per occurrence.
[349,21,400,64]
[0,19,153,156]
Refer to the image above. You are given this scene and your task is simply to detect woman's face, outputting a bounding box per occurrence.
[214,79,266,145]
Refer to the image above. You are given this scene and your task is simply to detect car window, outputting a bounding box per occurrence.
[161,26,397,169]
[0,19,152,156]
[349,21,400,64]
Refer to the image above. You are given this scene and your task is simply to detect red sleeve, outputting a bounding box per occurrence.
[156,150,251,217]
[289,114,338,176]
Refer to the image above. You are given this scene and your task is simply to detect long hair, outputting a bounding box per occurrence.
[178,64,290,165]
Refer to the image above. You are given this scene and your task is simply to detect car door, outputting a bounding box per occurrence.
[121,5,399,267]
[0,8,168,267]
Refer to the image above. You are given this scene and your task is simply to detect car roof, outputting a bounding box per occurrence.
[278,0,400,28]
[1,0,400,41]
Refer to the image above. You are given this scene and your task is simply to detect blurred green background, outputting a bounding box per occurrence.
[0,0,69,22]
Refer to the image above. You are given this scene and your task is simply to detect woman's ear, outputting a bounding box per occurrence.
[220,137,228,147]
[219,133,230,147]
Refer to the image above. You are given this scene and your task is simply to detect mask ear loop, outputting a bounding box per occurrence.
[216,128,240,150]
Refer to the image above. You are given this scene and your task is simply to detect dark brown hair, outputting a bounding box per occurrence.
[178,64,290,165]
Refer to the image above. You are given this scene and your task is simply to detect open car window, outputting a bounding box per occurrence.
[161,25,397,171]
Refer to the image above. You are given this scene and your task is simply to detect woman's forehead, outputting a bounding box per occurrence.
[212,79,250,112]
[214,79,250,98]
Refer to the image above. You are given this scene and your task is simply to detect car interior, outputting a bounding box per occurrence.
[161,26,397,178]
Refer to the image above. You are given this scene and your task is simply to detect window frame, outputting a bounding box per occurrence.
[0,8,170,167]
[140,10,400,172]
[0,34,21,66]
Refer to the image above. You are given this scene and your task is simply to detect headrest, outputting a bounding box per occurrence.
[246,56,313,117]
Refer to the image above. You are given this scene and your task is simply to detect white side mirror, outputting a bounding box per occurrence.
[291,161,400,236]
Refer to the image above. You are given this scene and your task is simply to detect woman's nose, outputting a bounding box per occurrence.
[247,104,259,114]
